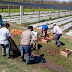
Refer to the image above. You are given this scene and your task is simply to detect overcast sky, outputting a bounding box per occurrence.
[43,0,70,2]
[58,0,70,2]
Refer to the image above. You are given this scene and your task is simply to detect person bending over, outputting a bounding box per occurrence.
[53,23,62,47]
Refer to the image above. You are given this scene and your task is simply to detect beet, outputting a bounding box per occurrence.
[62,49,71,53]
[45,38,50,41]
[37,37,41,42]
[48,51,51,53]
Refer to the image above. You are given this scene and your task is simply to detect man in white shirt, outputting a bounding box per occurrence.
[53,23,62,47]
[0,23,11,58]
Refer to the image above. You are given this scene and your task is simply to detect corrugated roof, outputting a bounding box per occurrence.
[0,1,72,10]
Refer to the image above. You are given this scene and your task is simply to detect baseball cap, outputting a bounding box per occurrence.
[5,23,10,26]
[28,26,33,31]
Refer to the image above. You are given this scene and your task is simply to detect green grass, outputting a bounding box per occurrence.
[0,50,51,72]
[38,37,72,72]
[0,8,57,13]
[0,24,72,72]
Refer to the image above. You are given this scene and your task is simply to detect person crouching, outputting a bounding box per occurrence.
[42,25,48,38]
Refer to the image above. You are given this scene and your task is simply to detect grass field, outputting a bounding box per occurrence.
[0,23,72,72]
[0,8,57,13]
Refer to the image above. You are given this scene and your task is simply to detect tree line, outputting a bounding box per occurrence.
[0,0,72,6]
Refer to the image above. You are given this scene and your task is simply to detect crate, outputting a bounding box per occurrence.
[60,49,71,57]
[41,39,47,43]
[43,32,45,36]
[46,37,51,40]
[49,36,54,40]
[47,32,53,35]
[65,48,72,52]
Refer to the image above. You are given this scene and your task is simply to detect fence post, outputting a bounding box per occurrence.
[13,5,15,11]
[33,7,34,15]
[20,5,22,24]
[8,5,10,16]
[38,7,40,21]
[23,6,24,15]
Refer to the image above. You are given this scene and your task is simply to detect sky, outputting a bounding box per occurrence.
[58,0,70,2]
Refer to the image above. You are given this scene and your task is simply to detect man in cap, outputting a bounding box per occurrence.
[26,26,38,53]
[20,26,36,64]
[0,23,11,58]
[53,23,62,47]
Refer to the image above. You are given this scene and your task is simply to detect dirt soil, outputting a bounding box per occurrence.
[43,59,68,72]
[62,35,72,42]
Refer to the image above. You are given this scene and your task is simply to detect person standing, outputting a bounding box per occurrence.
[0,15,3,28]
[0,23,11,58]
[20,26,36,64]
[53,23,62,47]
[27,26,38,53]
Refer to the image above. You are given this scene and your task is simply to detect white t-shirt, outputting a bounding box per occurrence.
[0,27,11,45]
[31,31,37,44]
[32,31,37,40]
[53,25,62,34]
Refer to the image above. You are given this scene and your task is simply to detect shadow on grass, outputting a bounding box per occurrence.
[38,44,42,50]
[30,54,46,64]
[31,44,42,51]
[9,39,21,58]
[60,41,65,46]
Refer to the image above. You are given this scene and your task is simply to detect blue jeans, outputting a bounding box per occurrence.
[54,34,62,45]
[21,44,31,64]
[1,43,10,57]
